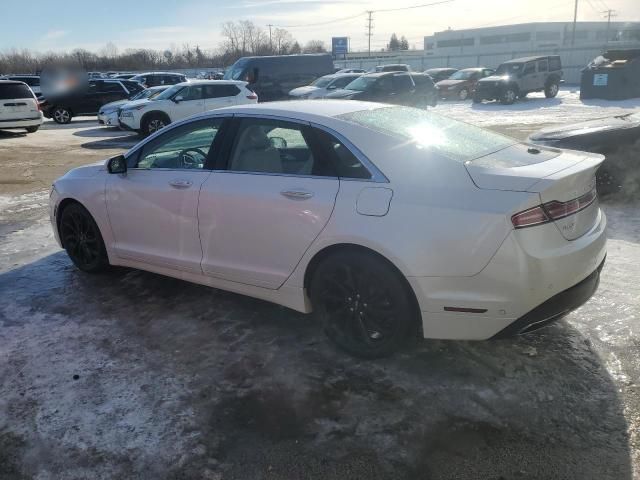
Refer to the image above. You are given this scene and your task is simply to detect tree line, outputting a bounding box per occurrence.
[0,21,328,74]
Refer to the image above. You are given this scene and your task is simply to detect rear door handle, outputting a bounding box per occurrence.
[169,179,193,189]
[281,189,314,200]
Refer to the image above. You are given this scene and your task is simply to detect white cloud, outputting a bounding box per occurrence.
[42,30,69,41]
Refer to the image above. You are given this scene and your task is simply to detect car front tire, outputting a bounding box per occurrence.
[500,87,517,105]
[59,203,109,273]
[458,88,469,100]
[309,249,419,358]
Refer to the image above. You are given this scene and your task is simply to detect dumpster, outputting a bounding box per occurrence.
[580,49,640,100]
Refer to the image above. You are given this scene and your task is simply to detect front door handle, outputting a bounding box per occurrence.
[169,179,193,189]
[281,189,314,200]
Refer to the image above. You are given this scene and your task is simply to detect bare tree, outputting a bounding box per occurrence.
[302,40,327,53]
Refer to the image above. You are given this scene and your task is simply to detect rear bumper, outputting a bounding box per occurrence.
[492,256,605,338]
[409,208,607,340]
[0,115,43,128]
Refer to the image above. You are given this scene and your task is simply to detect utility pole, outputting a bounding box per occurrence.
[602,9,618,45]
[366,11,373,57]
[571,0,579,46]
[268,24,273,53]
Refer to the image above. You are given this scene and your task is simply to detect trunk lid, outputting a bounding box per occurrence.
[465,144,604,240]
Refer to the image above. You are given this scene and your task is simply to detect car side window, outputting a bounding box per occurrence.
[227,118,333,176]
[101,82,125,93]
[376,76,393,92]
[523,63,535,75]
[392,74,413,92]
[135,119,222,170]
[204,84,240,98]
[537,60,548,72]
[548,57,561,71]
[313,128,372,180]
[180,85,203,101]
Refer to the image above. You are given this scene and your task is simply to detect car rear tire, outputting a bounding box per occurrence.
[141,113,170,137]
[500,87,517,105]
[52,107,72,124]
[596,165,623,195]
[458,88,469,101]
[25,126,40,133]
[545,81,559,98]
[309,250,419,358]
[472,94,483,104]
[59,203,109,273]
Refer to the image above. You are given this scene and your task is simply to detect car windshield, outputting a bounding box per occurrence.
[495,63,522,75]
[344,76,377,92]
[449,70,475,80]
[338,106,517,163]
[224,60,248,80]
[311,77,332,87]
[154,84,183,100]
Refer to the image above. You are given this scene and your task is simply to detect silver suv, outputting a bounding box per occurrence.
[474,55,563,105]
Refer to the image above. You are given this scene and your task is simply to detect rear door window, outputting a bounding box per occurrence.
[548,57,562,71]
[204,84,240,98]
[101,82,125,93]
[537,60,548,72]
[0,83,33,99]
[523,63,536,75]
[392,74,414,92]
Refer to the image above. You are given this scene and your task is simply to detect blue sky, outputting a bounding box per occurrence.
[3,0,638,53]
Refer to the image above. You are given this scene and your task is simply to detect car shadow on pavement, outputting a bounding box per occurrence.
[471,97,563,111]
[0,251,633,480]
[0,130,27,140]
[41,119,97,130]
[71,127,139,150]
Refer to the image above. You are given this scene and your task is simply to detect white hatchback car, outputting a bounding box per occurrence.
[118,80,257,137]
[50,101,606,357]
[0,80,43,133]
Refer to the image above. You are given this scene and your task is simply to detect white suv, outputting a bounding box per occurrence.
[119,80,257,136]
[0,80,43,133]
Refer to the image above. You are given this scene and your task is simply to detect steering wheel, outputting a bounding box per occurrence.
[178,148,207,169]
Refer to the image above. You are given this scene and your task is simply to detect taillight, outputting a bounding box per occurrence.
[246,92,258,100]
[511,206,549,229]
[512,188,597,229]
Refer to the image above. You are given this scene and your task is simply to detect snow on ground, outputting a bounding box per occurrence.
[435,87,640,128]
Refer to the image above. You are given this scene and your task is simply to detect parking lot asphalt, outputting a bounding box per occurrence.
[1,99,639,479]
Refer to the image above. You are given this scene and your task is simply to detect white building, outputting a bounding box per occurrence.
[423,21,640,56]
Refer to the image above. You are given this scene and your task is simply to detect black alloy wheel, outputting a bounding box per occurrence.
[59,203,109,273]
[310,250,418,358]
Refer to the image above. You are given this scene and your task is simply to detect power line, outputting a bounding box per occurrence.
[270,12,365,29]
[373,0,454,13]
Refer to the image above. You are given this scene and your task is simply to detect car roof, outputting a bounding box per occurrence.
[132,72,186,76]
[175,80,246,86]
[0,80,27,85]
[504,55,559,64]
[193,100,382,124]
[364,71,408,78]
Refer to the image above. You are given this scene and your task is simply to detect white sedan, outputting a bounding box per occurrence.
[118,80,258,137]
[50,101,607,357]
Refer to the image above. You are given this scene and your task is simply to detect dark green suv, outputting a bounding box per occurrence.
[473,55,563,105]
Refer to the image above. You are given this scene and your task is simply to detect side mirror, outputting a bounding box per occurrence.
[327,85,337,90]
[173,95,184,103]
[107,155,127,174]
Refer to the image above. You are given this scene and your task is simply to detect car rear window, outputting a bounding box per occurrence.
[0,83,33,99]
[338,106,517,163]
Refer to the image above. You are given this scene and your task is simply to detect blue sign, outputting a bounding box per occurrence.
[332,37,348,56]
